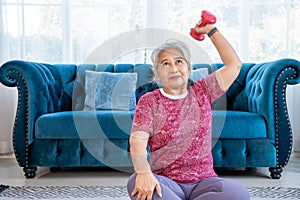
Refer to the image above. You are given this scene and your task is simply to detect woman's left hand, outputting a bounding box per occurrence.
[194,24,215,35]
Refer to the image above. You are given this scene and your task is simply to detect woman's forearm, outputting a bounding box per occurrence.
[194,24,242,90]
[209,29,242,69]
[129,131,162,198]
[130,131,152,173]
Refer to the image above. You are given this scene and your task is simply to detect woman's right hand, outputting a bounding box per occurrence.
[131,173,162,200]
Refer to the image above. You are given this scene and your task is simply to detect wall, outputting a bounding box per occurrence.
[287,84,300,152]
[0,84,17,154]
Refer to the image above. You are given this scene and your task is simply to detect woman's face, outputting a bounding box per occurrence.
[155,48,191,94]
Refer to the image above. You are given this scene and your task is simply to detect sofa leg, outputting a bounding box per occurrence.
[23,167,37,179]
[246,167,257,173]
[50,167,62,172]
[269,167,283,179]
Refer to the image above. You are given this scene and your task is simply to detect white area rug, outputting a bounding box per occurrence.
[0,185,300,199]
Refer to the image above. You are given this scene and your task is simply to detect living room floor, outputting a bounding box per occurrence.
[0,153,300,188]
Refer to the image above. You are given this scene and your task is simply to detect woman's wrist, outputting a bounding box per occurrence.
[131,152,152,174]
[136,171,152,174]
[207,27,219,37]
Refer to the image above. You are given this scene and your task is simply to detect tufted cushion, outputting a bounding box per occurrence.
[212,139,276,167]
[30,139,132,167]
[134,64,159,101]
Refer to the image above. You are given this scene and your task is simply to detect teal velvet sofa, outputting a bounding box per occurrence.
[0,58,300,179]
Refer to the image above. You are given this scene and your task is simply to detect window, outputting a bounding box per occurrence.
[0,0,146,64]
[0,0,299,65]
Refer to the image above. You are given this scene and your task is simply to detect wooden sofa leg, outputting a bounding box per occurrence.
[23,167,37,179]
[269,167,283,179]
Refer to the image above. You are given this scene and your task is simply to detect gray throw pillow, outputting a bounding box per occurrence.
[84,71,138,111]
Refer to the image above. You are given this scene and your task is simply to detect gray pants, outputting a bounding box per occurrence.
[127,173,250,200]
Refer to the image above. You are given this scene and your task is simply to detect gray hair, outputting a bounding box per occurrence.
[151,39,192,71]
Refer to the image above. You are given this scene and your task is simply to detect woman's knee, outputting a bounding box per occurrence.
[127,173,185,200]
[222,179,250,200]
[191,177,250,200]
[127,173,137,195]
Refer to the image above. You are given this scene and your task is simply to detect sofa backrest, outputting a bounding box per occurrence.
[53,63,255,111]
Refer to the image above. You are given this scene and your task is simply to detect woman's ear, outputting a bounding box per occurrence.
[188,64,192,76]
[153,68,160,82]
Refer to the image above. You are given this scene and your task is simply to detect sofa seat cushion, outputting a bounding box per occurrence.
[35,110,134,139]
[36,110,267,140]
[212,110,267,139]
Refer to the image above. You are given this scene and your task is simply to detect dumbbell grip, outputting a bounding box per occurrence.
[190,10,216,41]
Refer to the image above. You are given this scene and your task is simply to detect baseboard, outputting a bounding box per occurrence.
[292,151,300,158]
[293,143,300,152]
[0,141,13,155]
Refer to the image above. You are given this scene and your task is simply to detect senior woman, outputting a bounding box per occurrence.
[126,24,250,200]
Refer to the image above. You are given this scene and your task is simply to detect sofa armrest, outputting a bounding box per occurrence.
[0,60,64,166]
[245,58,300,167]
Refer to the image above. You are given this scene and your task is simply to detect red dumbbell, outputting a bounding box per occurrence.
[190,10,217,41]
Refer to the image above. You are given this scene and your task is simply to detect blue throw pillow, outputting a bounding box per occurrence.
[84,71,138,110]
[191,68,208,81]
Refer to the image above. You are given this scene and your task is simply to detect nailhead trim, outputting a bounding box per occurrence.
[275,67,296,168]
[7,70,29,168]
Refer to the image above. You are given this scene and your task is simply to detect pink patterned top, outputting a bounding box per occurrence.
[131,72,225,183]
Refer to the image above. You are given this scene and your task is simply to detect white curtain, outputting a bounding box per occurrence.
[1,0,300,65]
[0,0,300,154]
[0,0,17,155]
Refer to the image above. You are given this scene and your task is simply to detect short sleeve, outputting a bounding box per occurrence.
[131,93,154,136]
[193,72,226,104]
